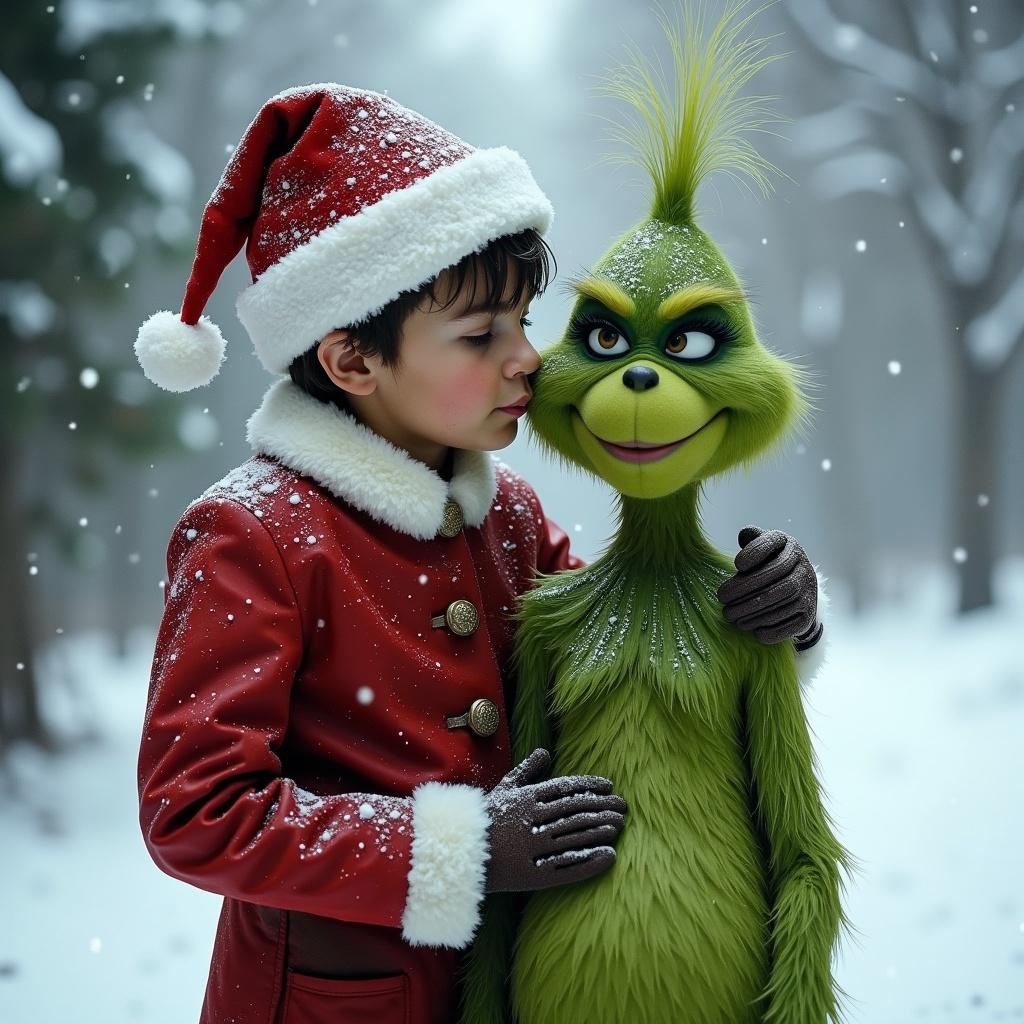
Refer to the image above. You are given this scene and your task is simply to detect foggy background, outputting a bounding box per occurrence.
[2,1,1022,1021]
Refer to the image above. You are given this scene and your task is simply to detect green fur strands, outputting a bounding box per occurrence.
[597,0,785,226]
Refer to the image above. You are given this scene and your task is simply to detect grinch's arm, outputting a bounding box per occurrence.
[745,647,850,1024]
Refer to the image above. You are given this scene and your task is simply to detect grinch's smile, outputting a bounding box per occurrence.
[583,409,728,464]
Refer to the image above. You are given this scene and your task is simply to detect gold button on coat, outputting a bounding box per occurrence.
[446,698,500,737]
[438,498,464,538]
[431,598,479,637]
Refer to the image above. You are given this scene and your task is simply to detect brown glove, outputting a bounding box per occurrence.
[484,748,628,894]
[717,526,821,647]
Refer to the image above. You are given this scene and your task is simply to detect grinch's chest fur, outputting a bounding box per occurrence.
[511,564,770,1024]
[526,556,750,718]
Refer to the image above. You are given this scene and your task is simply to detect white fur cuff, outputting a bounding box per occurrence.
[796,569,830,690]
[401,781,490,948]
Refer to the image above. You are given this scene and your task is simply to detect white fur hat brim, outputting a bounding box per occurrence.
[235,146,553,374]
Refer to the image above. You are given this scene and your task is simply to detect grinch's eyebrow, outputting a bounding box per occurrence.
[658,284,745,322]
[569,276,636,318]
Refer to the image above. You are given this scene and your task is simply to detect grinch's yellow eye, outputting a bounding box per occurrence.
[586,325,630,357]
[665,330,716,361]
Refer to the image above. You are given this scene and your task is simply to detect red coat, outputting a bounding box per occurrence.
[138,380,583,1024]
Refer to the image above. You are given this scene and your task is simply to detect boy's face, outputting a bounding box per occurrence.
[318,269,540,468]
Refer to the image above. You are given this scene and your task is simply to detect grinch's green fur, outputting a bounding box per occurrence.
[459,3,849,1021]
[512,495,848,1024]
[596,0,784,223]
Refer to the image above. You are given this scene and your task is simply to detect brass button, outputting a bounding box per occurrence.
[431,599,479,637]
[438,498,464,538]
[447,698,500,738]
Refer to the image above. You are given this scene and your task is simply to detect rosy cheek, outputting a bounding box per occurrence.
[434,364,496,420]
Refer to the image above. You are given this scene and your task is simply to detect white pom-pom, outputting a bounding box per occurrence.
[134,310,226,392]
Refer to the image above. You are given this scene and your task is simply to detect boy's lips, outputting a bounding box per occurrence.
[497,395,531,418]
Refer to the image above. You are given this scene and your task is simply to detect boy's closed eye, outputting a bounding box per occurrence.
[464,315,533,347]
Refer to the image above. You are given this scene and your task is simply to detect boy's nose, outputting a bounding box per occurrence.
[514,338,541,375]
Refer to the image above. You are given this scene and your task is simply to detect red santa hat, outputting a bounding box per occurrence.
[135,83,554,392]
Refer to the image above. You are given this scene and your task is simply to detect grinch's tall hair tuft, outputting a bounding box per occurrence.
[597,0,786,225]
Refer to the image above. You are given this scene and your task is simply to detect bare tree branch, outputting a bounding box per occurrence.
[976,31,1024,92]
[905,0,959,68]
[908,179,974,265]
[785,0,951,116]
[967,110,1024,268]
[789,103,875,157]
[966,264,1024,370]
[806,149,908,199]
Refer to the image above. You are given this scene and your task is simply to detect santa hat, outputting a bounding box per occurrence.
[135,83,554,392]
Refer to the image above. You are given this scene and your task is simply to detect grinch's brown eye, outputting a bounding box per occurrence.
[586,325,630,357]
[665,330,716,361]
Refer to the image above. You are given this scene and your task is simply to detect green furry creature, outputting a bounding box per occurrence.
[461,3,851,1023]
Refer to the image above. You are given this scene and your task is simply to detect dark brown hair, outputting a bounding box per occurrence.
[288,228,555,410]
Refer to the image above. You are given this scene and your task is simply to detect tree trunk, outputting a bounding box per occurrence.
[951,350,1001,613]
[0,439,51,752]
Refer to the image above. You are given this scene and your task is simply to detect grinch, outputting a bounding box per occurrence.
[461,3,851,1022]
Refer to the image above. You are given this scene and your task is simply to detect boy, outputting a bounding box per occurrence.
[135,84,826,1024]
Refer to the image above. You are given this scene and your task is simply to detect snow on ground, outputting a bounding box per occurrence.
[1,562,1022,1023]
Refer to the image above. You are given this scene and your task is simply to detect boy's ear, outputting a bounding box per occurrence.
[317,330,378,396]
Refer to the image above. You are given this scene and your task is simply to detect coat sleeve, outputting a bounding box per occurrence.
[138,497,490,949]
[530,491,587,576]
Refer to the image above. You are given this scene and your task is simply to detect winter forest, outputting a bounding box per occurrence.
[1,0,1022,1021]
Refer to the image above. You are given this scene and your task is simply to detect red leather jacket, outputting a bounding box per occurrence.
[137,381,582,1024]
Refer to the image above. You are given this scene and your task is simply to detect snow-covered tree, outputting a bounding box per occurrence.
[0,1,238,750]
[783,0,1023,612]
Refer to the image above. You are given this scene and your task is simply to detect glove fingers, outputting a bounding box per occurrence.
[753,615,808,644]
[733,530,789,573]
[534,846,616,886]
[717,544,802,604]
[723,577,804,624]
[737,524,764,547]
[533,792,628,825]
[733,595,806,631]
[542,823,622,855]
[502,748,551,789]
[537,809,625,839]
[532,773,613,804]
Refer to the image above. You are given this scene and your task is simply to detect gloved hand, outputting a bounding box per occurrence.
[484,748,628,894]
[717,526,822,648]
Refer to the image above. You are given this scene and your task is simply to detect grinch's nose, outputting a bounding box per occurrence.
[622,365,659,391]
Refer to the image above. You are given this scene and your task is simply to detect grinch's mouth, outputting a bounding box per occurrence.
[584,409,727,464]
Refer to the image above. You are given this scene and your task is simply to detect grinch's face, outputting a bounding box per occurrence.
[528,220,803,499]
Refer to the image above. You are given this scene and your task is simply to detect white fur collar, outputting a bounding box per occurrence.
[246,379,498,540]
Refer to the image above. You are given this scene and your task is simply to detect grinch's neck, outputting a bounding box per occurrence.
[604,485,717,573]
